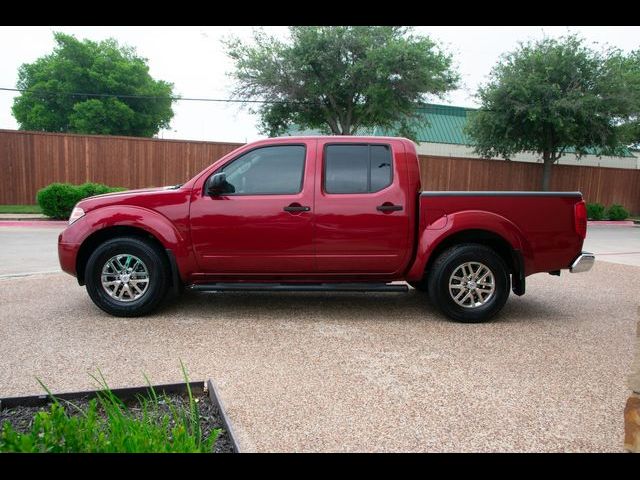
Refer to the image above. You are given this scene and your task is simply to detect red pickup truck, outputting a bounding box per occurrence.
[58,136,594,323]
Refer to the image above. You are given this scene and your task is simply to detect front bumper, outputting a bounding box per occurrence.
[569,252,595,273]
[58,232,79,277]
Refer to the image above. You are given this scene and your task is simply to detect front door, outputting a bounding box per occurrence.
[189,142,315,274]
[313,140,411,275]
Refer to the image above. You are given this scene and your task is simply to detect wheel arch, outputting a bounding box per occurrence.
[423,229,519,279]
[76,225,173,286]
[407,209,532,288]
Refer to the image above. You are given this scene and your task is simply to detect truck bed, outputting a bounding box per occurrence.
[419,191,585,276]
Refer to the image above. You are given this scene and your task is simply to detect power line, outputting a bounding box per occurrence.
[0,87,297,104]
[0,87,480,111]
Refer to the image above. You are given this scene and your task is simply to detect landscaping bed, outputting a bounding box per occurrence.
[0,381,237,453]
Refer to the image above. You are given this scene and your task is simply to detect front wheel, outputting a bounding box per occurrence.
[85,237,170,317]
[427,243,510,323]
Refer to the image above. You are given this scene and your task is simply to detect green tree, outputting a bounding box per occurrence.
[466,35,639,190]
[12,32,175,137]
[607,49,640,148]
[224,26,458,140]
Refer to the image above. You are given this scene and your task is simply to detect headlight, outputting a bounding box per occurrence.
[68,207,85,225]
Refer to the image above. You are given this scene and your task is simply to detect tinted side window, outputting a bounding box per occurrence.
[324,145,369,193]
[370,145,393,191]
[324,144,392,194]
[220,145,305,195]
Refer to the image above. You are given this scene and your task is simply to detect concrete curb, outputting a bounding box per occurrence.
[0,270,62,279]
[207,379,241,453]
[588,220,636,227]
[0,220,67,227]
[0,214,46,220]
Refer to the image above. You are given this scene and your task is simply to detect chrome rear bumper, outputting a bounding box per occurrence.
[570,252,595,273]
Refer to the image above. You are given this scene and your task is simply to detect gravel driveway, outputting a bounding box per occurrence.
[0,261,637,452]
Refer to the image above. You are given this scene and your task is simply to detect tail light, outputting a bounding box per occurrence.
[574,200,587,239]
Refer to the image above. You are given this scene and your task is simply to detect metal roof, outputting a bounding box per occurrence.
[373,104,473,145]
[287,103,636,158]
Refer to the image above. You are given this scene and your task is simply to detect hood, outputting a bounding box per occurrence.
[90,185,183,199]
[77,184,187,213]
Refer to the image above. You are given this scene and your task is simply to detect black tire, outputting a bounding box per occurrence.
[408,279,428,292]
[427,243,510,323]
[85,237,170,317]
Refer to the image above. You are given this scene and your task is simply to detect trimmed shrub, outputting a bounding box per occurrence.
[606,204,629,221]
[37,182,126,219]
[586,202,606,220]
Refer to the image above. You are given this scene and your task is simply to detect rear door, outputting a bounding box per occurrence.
[313,139,412,274]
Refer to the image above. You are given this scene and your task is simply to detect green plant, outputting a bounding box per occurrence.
[0,362,218,453]
[606,204,630,220]
[12,32,175,137]
[465,35,639,190]
[36,182,126,219]
[225,26,458,139]
[586,202,606,220]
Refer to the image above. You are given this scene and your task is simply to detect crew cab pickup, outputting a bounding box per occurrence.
[58,136,594,323]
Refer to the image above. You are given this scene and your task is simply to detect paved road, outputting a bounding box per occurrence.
[0,262,637,452]
[583,225,640,267]
[0,226,65,277]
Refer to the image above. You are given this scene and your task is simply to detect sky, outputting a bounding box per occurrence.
[0,26,638,143]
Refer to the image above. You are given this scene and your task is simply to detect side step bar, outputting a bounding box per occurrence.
[189,282,409,293]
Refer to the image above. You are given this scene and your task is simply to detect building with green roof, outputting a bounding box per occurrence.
[287,103,638,170]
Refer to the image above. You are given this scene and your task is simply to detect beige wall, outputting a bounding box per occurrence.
[416,142,639,170]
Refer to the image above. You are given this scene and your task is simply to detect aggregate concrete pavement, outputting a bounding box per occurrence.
[0,261,637,452]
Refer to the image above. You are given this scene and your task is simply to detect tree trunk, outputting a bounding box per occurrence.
[541,152,553,191]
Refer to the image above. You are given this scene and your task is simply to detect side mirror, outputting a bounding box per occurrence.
[206,173,233,196]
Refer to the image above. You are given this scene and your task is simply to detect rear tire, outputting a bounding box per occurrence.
[427,243,510,323]
[85,237,169,317]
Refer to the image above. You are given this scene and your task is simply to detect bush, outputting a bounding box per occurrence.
[586,203,606,220]
[37,182,126,219]
[606,204,629,221]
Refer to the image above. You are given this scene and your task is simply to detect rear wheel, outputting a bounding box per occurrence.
[427,243,510,323]
[85,237,169,317]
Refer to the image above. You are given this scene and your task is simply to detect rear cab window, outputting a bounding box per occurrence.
[324,144,393,194]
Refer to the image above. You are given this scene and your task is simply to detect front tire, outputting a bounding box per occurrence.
[427,243,510,323]
[85,237,169,317]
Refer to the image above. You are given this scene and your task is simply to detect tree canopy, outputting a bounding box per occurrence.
[224,26,459,140]
[465,35,640,190]
[12,32,175,137]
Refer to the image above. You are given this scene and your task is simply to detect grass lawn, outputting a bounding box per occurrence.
[0,205,42,214]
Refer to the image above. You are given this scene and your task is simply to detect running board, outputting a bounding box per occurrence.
[189,282,409,293]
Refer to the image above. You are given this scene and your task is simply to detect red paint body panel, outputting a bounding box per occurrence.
[58,136,585,288]
[189,140,316,274]
[312,137,417,276]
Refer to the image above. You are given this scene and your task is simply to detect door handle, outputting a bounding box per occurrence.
[284,204,311,213]
[376,203,403,212]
